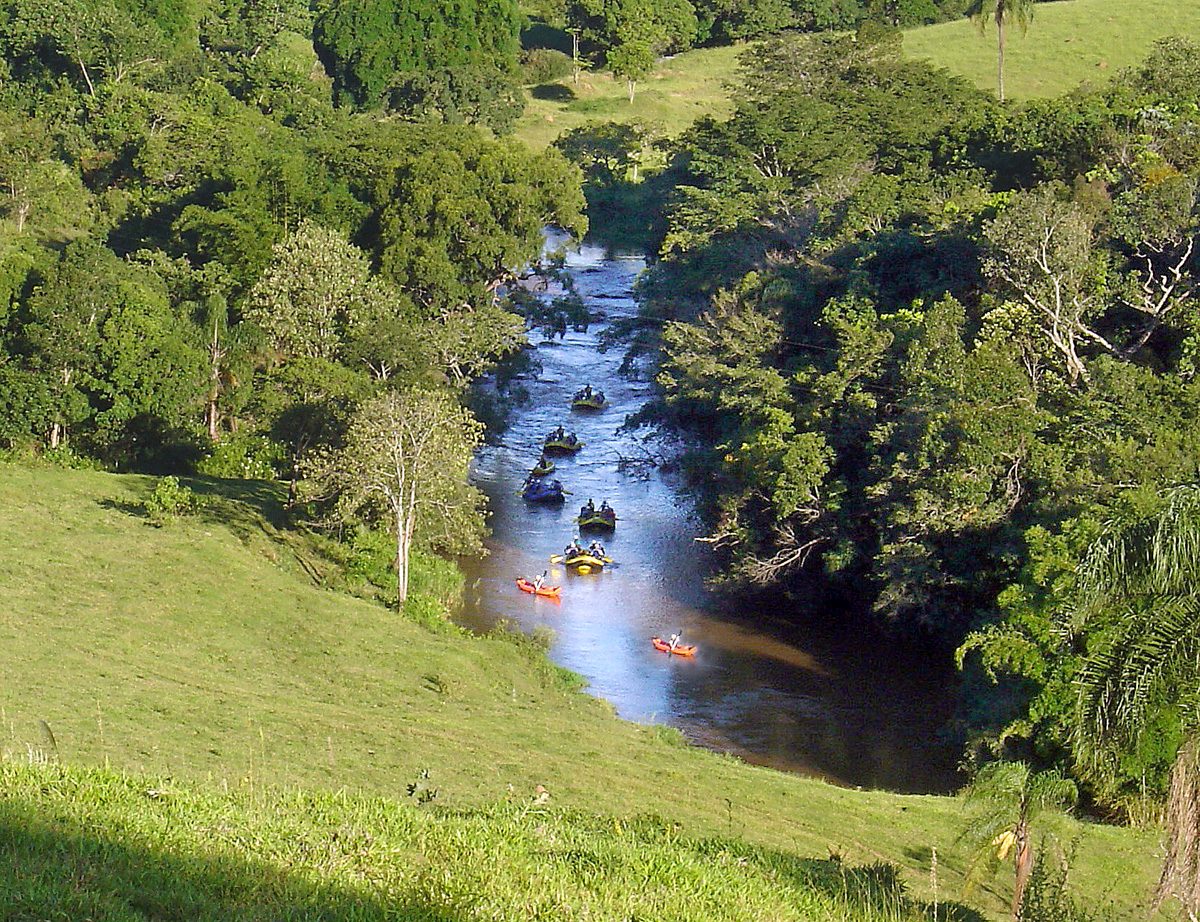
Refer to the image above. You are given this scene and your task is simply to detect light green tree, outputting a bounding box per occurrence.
[305,390,486,605]
[962,761,1078,920]
[245,220,390,362]
[1072,486,1200,917]
[972,0,1035,102]
[607,39,654,102]
[983,187,1112,386]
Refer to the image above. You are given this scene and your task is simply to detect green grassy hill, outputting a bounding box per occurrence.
[514,0,1200,149]
[0,465,1166,918]
[903,0,1200,100]
[516,43,741,149]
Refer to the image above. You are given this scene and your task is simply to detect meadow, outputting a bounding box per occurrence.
[0,464,1167,919]
[514,0,1200,149]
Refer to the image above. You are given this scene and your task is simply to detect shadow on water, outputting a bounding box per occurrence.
[460,241,964,795]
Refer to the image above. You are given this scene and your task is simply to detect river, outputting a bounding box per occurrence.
[458,241,962,795]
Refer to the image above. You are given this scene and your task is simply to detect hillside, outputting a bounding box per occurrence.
[515,43,741,149]
[0,464,1167,918]
[903,0,1200,100]
[514,0,1200,149]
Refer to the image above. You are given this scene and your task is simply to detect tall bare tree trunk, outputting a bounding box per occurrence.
[997,16,1006,102]
[1155,737,1200,917]
[1013,819,1032,920]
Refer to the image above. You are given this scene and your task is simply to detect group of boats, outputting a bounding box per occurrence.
[519,386,607,508]
[513,382,696,657]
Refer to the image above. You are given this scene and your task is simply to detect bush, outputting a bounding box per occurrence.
[197,435,283,480]
[520,48,572,85]
[143,476,204,524]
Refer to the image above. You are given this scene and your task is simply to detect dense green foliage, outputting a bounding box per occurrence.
[625,27,1200,817]
[312,0,523,112]
[0,0,584,471]
[550,0,975,59]
[0,0,584,595]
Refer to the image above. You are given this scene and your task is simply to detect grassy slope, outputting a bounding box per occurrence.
[515,43,741,149]
[0,464,1167,918]
[0,763,958,921]
[903,0,1200,101]
[514,0,1200,149]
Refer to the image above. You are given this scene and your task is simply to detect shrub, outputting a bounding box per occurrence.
[520,48,572,85]
[143,476,204,524]
[196,435,282,481]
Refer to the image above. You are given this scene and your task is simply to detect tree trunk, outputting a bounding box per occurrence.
[1154,736,1200,917]
[207,315,223,442]
[1012,819,1032,920]
[627,78,636,104]
[395,511,408,606]
[997,16,1006,102]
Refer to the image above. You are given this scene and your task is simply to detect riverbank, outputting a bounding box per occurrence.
[0,463,1166,918]
[461,242,962,793]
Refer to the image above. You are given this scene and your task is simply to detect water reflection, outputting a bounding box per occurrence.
[459,242,961,794]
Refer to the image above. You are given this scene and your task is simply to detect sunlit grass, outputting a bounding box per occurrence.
[514,0,1200,150]
[903,0,1200,100]
[1,761,950,921]
[515,43,742,149]
[0,464,1165,918]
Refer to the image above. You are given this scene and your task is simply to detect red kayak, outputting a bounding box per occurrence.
[651,636,697,657]
[516,578,561,599]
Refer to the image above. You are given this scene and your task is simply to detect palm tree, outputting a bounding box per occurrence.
[962,761,1078,920]
[972,0,1035,102]
[1073,485,1200,917]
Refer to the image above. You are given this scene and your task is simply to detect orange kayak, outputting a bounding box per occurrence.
[651,636,696,657]
[516,578,561,599]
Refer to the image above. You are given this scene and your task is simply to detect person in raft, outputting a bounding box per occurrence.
[588,540,606,559]
[552,425,565,440]
[581,498,595,517]
[599,500,612,514]
[564,538,583,558]
[669,630,683,651]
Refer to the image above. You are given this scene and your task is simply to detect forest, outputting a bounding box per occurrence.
[3,0,1200,915]
[599,23,1200,857]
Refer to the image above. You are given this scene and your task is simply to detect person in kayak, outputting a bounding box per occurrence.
[537,453,549,469]
[669,630,683,651]
[533,570,548,591]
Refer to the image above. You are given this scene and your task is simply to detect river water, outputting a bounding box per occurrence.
[458,241,961,794]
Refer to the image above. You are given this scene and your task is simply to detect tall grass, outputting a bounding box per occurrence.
[0,762,974,921]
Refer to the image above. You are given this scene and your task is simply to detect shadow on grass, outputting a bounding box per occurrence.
[532,83,576,101]
[97,475,337,588]
[0,797,461,922]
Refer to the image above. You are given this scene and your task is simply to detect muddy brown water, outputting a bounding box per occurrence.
[457,241,962,794]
